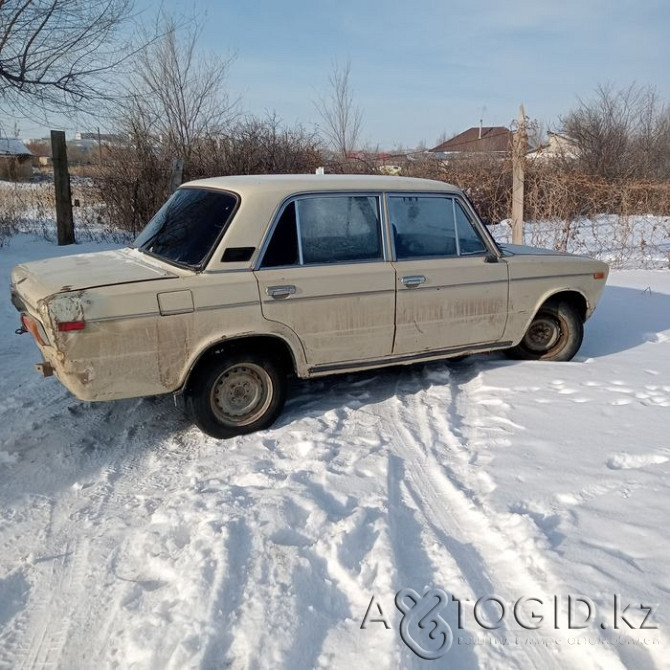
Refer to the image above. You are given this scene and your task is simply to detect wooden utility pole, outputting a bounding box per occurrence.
[97,126,103,164]
[51,130,75,246]
[169,158,184,194]
[512,105,526,245]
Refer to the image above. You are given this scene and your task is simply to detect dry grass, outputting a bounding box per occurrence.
[0,179,130,245]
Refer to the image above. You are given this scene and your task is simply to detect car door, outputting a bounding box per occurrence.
[254,193,396,368]
[389,194,509,356]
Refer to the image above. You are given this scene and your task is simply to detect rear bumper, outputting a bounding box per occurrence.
[12,293,100,401]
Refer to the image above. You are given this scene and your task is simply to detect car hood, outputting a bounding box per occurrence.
[11,248,178,309]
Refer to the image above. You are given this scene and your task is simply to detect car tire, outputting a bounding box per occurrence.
[505,300,583,362]
[185,352,286,438]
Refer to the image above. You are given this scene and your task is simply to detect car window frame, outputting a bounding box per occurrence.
[452,198,489,257]
[384,191,496,262]
[255,191,389,270]
[459,192,504,257]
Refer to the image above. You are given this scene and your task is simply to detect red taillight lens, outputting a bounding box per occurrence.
[57,320,85,332]
[593,272,605,280]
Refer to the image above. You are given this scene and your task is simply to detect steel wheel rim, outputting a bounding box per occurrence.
[210,363,273,427]
[523,313,563,353]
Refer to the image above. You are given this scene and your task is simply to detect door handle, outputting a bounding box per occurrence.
[266,285,296,298]
[401,275,426,287]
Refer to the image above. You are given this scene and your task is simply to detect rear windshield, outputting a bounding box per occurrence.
[134,188,238,268]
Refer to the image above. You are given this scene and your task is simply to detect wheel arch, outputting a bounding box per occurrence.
[510,288,589,348]
[181,334,300,394]
[539,289,589,322]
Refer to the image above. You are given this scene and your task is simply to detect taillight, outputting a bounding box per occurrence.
[21,314,47,345]
[593,272,605,280]
[57,320,86,332]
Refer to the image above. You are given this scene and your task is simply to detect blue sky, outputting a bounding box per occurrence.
[5,0,670,148]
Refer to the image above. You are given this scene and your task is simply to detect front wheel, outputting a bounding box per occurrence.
[185,352,286,438]
[505,300,583,362]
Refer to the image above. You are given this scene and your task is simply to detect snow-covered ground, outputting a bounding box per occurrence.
[493,216,670,270]
[0,233,669,669]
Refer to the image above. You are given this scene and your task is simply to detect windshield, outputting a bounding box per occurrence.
[133,188,238,268]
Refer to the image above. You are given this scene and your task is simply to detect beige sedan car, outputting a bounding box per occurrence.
[11,175,608,437]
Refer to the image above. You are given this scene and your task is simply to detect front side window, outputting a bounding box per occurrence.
[261,195,383,267]
[454,200,487,255]
[134,188,237,268]
[389,196,458,259]
[389,195,487,259]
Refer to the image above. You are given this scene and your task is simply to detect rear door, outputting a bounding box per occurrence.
[254,193,396,367]
[389,194,509,355]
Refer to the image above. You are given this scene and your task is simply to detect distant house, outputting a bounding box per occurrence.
[526,132,579,161]
[430,126,513,157]
[67,138,100,163]
[74,132,126,145]
[0,138,33,181]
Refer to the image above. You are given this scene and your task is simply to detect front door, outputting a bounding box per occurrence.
[389,194,508,355]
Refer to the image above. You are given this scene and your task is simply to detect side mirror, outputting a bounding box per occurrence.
[484,252,498,263]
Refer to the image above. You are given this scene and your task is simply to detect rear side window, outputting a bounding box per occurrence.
[134,188,237,268]
[298,196,382,264]
[260,195,383,267]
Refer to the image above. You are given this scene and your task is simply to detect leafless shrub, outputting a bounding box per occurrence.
[95,113,322,233]
[95,129,171,235]
[561,83,670,180]
[191,115,322,179]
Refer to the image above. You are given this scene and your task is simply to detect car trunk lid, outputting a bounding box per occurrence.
[11,248,178,311]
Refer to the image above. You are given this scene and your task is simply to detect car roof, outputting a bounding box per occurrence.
[182,173,461,197]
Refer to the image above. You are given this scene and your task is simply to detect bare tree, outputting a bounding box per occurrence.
[0,0,137,116]
[315,60,363,156]
[561,83,670,180]
[125,16,237,163]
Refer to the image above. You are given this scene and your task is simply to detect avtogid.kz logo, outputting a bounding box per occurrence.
[395,588,453,660]
[361,588,659,660]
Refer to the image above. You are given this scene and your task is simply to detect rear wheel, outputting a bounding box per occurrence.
[185,352,286,438]
[505,300,583,362]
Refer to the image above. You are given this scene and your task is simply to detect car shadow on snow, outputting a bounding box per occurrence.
[579,285,670,358]
[277,356,483,432]
[0,387,192,507]
[1,352,482,506]
[278,283,670,430]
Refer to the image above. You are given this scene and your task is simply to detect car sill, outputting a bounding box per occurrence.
[308,341,513,375]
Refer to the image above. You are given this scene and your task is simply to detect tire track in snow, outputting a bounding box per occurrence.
[382,362,626,669]
[9,539,87,670]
